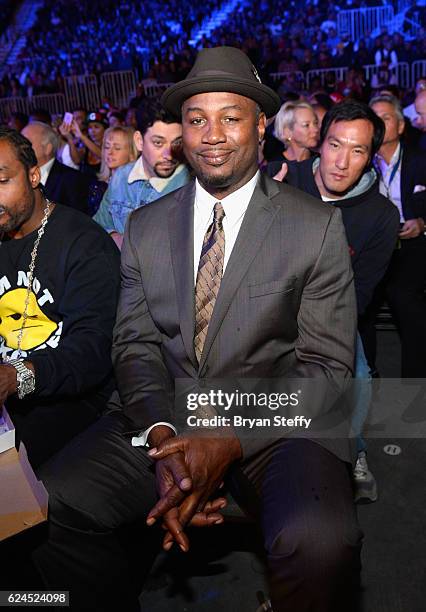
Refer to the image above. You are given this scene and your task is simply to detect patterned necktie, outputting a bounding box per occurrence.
[194,202,225,362]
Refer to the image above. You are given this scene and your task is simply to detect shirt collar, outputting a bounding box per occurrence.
[128,156,186,192]
[195,171,259,225]
[376,142,401,168]
[40,158,55,184]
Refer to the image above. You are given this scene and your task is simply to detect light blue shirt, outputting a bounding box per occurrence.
[93,157,191,233]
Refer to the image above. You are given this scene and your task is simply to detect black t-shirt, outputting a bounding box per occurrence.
[280,158,400,316]
[0,204,120,399]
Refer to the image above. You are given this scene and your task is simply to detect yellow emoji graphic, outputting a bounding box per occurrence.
[0,288,58,350]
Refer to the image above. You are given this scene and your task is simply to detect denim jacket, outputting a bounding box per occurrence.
[93,158,191,234]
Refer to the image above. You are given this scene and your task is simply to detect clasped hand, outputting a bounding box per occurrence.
[147,430,242,552]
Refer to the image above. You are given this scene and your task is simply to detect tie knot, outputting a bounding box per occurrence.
[214,202,225,227]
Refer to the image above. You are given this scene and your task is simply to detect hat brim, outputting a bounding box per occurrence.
[161,75,281,119]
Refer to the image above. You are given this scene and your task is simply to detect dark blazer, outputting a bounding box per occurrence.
[44,160,90,215]
[400,145,426,222]
[111,174,357,463]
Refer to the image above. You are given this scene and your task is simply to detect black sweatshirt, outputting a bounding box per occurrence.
[0,204,120,401]
[282,158,400,316]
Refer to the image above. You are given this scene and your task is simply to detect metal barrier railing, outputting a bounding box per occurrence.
[29,93,67,117]
[306,68,348,89]
[64,74,100,113]
[269,71,305,84]
[337,6,394,41]
[143,82,175,97]
[100,71,137,109]
[363,62,410,89]
[0,96,29,119]
[272,62,416,91]
[412,60,426,87]
[0,93,68,121]
[1,61,426,124]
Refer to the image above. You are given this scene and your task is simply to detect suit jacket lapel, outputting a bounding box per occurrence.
[44,160,58,194]
[198,174,281,372]
[400,149,411,217]
[168,182,198,368]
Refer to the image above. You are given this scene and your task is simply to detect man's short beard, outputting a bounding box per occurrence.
[196,169,233,191]
[0,190,35,235]
[0,207,28,233]
[153,162,178,178]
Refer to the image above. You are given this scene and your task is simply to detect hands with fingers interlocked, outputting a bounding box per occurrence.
[399,218,425,239]
[147,429,242,552]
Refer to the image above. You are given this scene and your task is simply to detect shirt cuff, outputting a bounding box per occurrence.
[131,422,177,447]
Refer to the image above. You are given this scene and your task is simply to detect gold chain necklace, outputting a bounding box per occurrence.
[5,199,52,360]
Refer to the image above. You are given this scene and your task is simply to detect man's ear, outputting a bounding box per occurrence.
[45,142,53,159]
[398,118,405,136]
[29,165,41,189]
[134,131,143,153]
[257,112,267,143]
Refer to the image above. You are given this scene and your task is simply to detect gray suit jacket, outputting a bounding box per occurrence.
[111,173,357,463]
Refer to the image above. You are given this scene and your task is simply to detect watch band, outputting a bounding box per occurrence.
[6,359,35,399]
[7,359,30,376]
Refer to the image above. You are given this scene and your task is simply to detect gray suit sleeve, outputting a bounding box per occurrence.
[112,213,175,429]
[238,207,357,460]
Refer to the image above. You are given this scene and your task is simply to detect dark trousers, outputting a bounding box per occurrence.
[34,413,362,612]
[360,235,426,378]
[6,396,102,469]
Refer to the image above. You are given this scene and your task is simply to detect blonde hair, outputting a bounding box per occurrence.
[98,126,138,182]
[274,100,316,144]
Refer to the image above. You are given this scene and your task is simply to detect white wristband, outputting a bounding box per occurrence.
[131,422,177,447]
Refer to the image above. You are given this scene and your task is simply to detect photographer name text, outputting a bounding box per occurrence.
[187,415,312,429]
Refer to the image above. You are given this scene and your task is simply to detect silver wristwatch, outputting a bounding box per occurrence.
[7,359,35,399]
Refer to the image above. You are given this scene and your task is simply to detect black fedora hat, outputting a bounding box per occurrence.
[161,46,281,119]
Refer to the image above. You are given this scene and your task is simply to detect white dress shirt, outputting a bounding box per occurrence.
[375,143,404,222]
[193,171,259,282]
[39,158,55,187]
[132,171,260,447]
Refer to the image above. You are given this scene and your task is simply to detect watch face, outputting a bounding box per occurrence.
[18,373,35,398]
[21,377,35,394]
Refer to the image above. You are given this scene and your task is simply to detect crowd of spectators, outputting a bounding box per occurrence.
[0,0,221,98]
[2,75,425,214]
[0,0,425,101]
[0,1,16,37]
